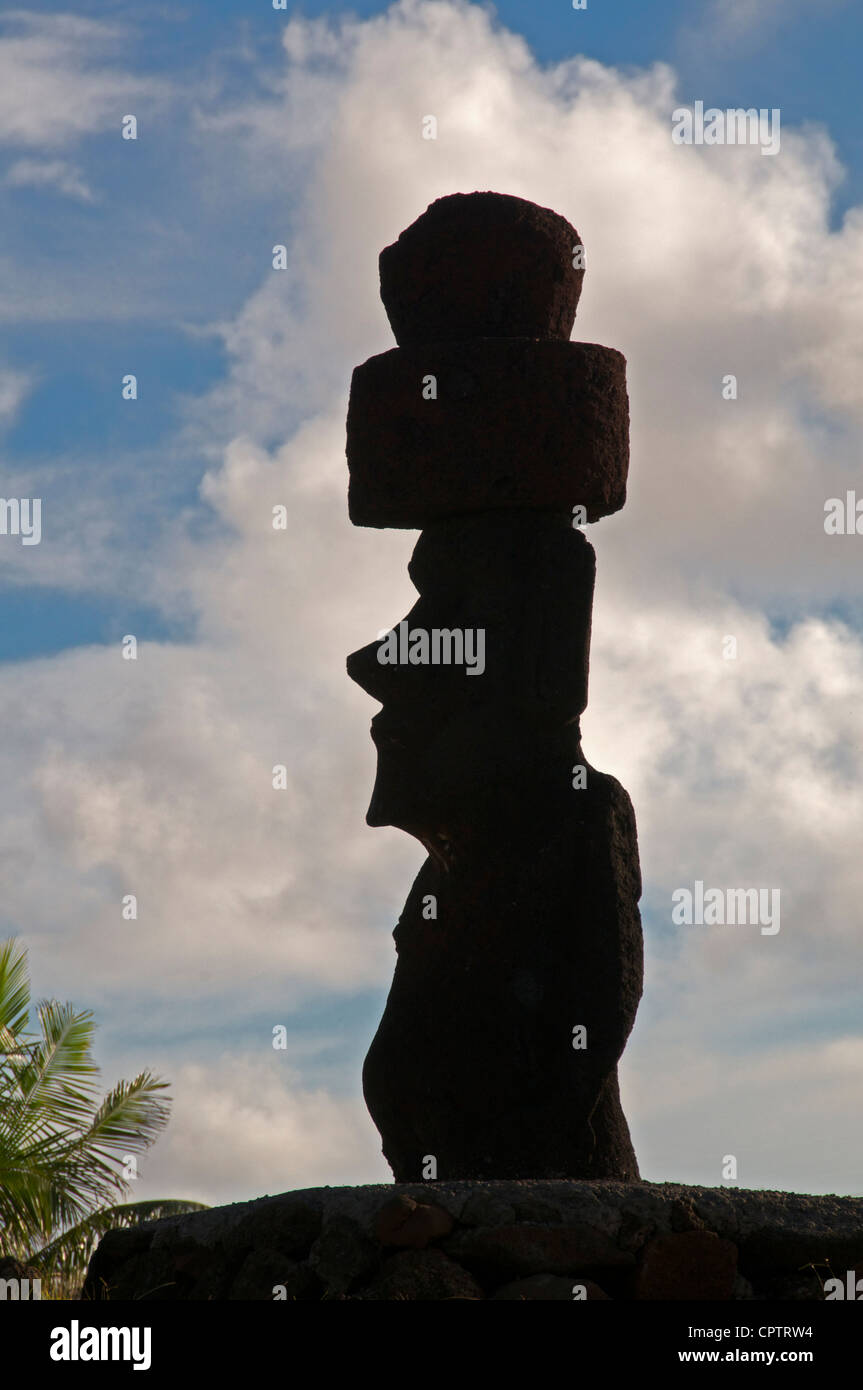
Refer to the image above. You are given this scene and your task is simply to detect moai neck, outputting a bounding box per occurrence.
[346,191,643,1182]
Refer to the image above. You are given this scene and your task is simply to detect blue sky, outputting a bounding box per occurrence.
[2,1,862,1203]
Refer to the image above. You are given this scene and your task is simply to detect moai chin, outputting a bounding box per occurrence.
[346,191,643,1181]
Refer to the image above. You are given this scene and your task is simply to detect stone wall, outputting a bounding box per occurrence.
[82,1181,863,1301]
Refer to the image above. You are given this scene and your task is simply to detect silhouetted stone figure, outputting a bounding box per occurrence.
[346,192,643,1181]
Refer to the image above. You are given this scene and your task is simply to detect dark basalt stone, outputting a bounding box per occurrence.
[347,515,596,845]
[347,191,642,1183]
[379,191,584,345]
[361,768,643,1182]
[346,339,628,527]
[83,1183,863,1300]
[634,1231,739,1301]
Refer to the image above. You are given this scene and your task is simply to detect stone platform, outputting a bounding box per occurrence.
[82,1181,863,1301]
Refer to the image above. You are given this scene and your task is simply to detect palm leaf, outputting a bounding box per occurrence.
[0,937,31,1040]
[0,938,207,1290]
[15,1002,100,1119]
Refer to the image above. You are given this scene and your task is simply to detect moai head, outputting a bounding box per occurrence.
[347,513,595,862]
[346,192,630,862]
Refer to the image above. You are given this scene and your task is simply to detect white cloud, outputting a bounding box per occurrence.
[123,1055,388,1206]
[0,12,167,148]
[626,1031,863,1195]
[1,638,417,1008]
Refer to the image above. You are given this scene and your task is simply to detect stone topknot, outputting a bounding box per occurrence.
[379,191,584,346]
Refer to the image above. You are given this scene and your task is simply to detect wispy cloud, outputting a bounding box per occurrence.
[0,10,168,148]
[5,157,96,201]
[0,364,31,424]
[688,0,848,50]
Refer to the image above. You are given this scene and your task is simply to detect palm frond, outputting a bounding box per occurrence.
[15,1002,99,1119]
[74,1072,172,1160]
[0,938,205,1295]
[0,938,31,1038]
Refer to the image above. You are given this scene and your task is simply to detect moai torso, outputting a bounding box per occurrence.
[347,192,643,1181]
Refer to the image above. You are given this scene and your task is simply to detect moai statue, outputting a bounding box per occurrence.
[346,192,643,1181]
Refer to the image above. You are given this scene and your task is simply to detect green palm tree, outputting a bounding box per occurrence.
[0,937,207,1297]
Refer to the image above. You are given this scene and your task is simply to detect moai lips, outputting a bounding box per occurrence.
[346,191,643,1181]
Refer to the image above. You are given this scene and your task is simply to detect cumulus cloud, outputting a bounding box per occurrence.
[626,1031,863,1195]
[119,1055,389,1207]
[2,0,862,1198]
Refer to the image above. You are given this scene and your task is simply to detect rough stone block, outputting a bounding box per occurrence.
[447,1222,634,1280]
[634,1231,738,1301]
[230,1251,320,1301]
[379,191,584,345]
[307,1216,379,1295]
[82,1182,863,1302]
[358,1249,484,1301]
[374,1195,454,1247]
[346,339,629,527]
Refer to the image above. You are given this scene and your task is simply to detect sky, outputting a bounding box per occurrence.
[0,0,861,1206]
